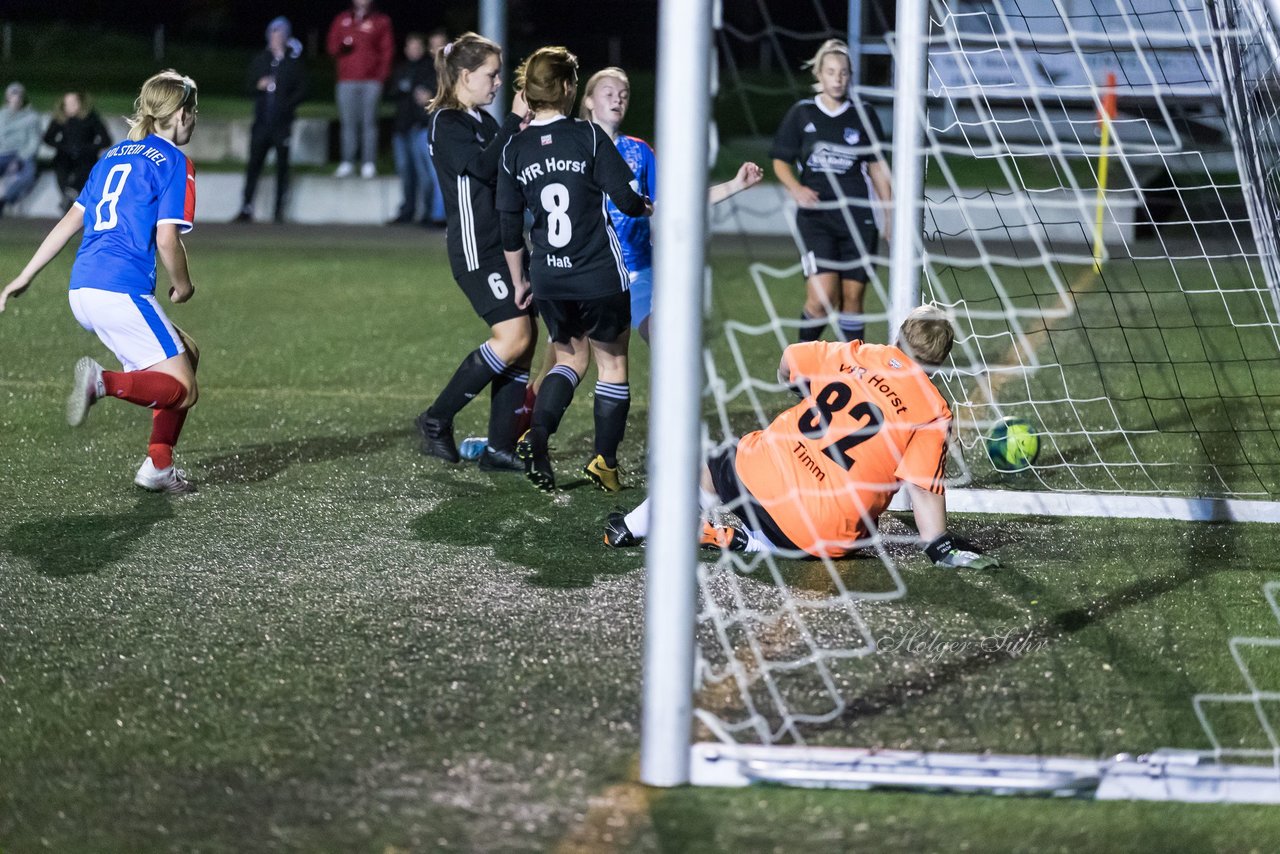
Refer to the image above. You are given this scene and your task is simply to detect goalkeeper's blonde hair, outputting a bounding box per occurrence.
[898,304,956,367]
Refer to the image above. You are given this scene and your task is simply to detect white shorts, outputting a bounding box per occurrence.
[68,288,185,372]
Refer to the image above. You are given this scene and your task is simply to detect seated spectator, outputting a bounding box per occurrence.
[0,82,41,217]
[42,91,112,211]
[235,16,307,223]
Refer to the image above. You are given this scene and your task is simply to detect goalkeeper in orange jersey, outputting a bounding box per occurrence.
[604,304,999,569]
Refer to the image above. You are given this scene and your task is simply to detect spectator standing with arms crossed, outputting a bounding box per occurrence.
[387,32,438,225]
[235,16,307,223]
[327,0,394,179]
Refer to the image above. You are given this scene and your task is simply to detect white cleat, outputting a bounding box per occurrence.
[333,161,355,178]
[360,162,376,179]
[66,356,104,427]
[134,458,197,495]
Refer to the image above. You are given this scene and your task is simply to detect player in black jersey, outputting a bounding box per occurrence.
[496,46,652,493]
[415,32,536,472]
[771,39,893,345]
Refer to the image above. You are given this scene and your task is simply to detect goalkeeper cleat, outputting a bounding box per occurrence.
[134,458,197,495]
[583,454,623,492]
[924,532,1002,570]
[416,411,459,463]
[700,520,749,552]
[67,356,105,427]
[516,430,555,492]
[604,511,641,548]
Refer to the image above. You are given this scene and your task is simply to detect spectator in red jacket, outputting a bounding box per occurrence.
[326,0,394,179]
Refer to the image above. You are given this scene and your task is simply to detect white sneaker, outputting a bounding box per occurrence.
[334,162,355,178]
[67,356,105,427]
[134,458,197,494]
[360,162,376,179]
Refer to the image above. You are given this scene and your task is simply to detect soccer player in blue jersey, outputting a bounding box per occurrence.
[579,66,763,343]
[0,70,202,494]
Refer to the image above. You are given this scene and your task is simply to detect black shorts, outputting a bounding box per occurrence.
[535,291,631,344]
[456,262,530,326]
[706,444,800,552]
[796,209,878,281]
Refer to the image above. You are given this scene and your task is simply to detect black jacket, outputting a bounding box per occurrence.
[388,57,436,133]
[246,47,307,136]
[43,111,110,166]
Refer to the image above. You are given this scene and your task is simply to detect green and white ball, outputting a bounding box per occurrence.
[986,417,1040,472]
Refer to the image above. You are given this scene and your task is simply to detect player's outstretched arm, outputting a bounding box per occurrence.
[708,162,764,206]
[157,223,195,304]
[0,205,84,313]
[869,160,893,245]
[906,481,1001,570]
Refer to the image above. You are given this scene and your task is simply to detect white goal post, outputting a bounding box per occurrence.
[641,0,1280,796]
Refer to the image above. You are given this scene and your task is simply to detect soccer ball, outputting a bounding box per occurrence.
[985,417,1040,472]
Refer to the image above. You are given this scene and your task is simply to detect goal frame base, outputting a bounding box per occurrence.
[688,743,1280,803]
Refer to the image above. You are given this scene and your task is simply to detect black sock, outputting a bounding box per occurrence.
[487,367,529,453]
[799,311,825,343]
[837,313,865,343]
[428,342,505,421]
[531,365,580,440]
[593,381,630,466]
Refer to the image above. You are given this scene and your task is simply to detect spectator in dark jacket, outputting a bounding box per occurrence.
[387,31,442,224]
[42,91,111,210]
[326,0,394,179]
[235,16,307,223]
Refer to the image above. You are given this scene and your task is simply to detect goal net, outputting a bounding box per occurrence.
[643,0,1280,797]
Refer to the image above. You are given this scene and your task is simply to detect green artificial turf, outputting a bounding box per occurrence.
[1,221,1279,852]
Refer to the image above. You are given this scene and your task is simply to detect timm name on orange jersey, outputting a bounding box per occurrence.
[792,441,827,482]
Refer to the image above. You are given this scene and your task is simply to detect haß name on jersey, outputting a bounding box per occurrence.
[546,254,573,268]
[516,157,588,185]
[107,143,168,164]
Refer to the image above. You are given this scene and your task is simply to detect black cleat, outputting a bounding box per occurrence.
[416,411,460,462]
[700,520,749,552]
[604,511,642,548]
[478,445,523,473]
[516,430,555,492]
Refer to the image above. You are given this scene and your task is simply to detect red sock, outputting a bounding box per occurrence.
[148,407,188,470]
[515,385,537,436]
[103,370,186,409]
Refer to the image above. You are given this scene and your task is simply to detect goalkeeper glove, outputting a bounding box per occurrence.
[924,532,1001,570]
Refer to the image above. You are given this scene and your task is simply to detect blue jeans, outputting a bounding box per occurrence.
[0,153,37,206]
[393,128,443,222]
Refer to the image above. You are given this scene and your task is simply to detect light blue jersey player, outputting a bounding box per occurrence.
[580,67,764,343]
[581,69,657,340]
[1,70,203,494]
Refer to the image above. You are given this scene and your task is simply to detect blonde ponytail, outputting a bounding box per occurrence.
[126,69,197,141]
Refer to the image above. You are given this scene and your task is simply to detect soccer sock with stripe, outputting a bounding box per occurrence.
[148,407,188,470]
[428,342,505,421]
[530,365,580,442]
[798,311,825,343]
[593,381,630,467]
[837,313,865,343]
[103,370,186,410]
[487,366,529,453]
